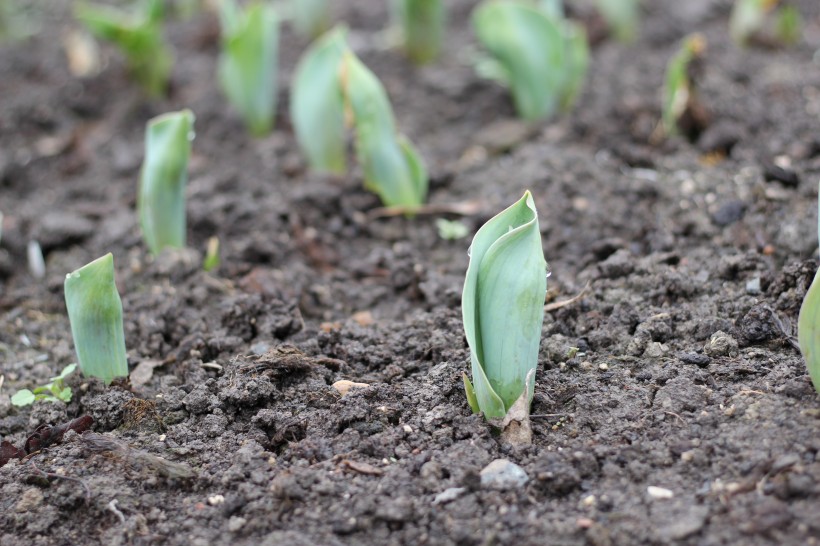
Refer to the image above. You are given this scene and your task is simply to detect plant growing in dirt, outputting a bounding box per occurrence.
[798,186,820,395]
[594,0,640,42]
[661,33,708,139]
[390,0,445,64]
[288,0,331,38]
[291,27,428,208]
[75,0,171,96]
[472,0,589,121]
[218,0,279,136]
[11,364,77,407]
[65,254,128,384]
[730,0,801,47]
[138,109,195,255]
[462,191,547,443]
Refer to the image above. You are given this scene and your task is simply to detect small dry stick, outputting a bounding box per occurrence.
[545,282,591,312]
[26,458,91,503]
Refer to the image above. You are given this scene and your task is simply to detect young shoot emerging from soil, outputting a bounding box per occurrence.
[730,0,801,47]
[291,26,428,209]
[472,0,589,121]
[11,364,77,407]
[661,33,709,140]
[75,0,171,96]
[798,184,820,395]
[218,0,279,136]
[138,109,195,255]
[65,254,128,384]
[462,191,547,445]
[390,0,445,65]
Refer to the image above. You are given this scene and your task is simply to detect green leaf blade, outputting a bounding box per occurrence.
[64,253,128,384]
[392,0,445,64]
[11,389,35,407]
[290,26,349,174]
[138,109,195,255]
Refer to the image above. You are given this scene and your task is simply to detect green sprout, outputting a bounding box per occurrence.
[291,27,428,208]
[75,0,171,96]
[462,191,547,419]
[472,0,589,121]
[730,0,800,47]
[218,0,279,137]
[289,0,330,38]
[798,184,820,395]
[391,0,445,64]
[436,218,469,241]
[138,109,195,255]
[662,33,705,137]
[65,254,128,384]
[11,364,78,407]
[594,0,640,43]
[203,237,220,272]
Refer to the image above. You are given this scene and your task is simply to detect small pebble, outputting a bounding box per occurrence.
[745,277,761,295]
[332,380,369,396]
[208,495,225,506]
[432,487,467,505]
[228,516,246,532]
[480,459,529,490]
[647,486,674,499]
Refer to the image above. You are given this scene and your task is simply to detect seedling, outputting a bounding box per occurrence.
[662,33,706,139]
[289,0,330,38]
[730,0,800,47]
[65,254,128,384]
[391,0,445,64]
[436,218,469,240]
[798,184,820,395]
[11,364,78,407]
[595,0,640,43]
[218,0,279,136]
[75,0,172,96]
[291,27,428,208]
[472,0,588,121]
[203,237,220,272]
[462,191,547,423]
[138,109,195,255]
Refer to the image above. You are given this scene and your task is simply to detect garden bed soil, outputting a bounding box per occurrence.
[2,0,820,544]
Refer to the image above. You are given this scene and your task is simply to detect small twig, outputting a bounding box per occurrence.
[367,200,483,220]
[26,458,91,504]
[545,282,591,312]
[665,411,687,425]
[107,499,126,525]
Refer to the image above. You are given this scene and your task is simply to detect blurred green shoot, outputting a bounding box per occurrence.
[203,237,220,272]
[291,27,428,208]
[218,0,279,136]
[391,0,445,64]
[75,0,171,96]
[139,110,195,255]
[595,0,640,43]
[436,218,469,240]
[289,0,331,38]
[65,254,128,384]
[775,5,801,45]
[662,33,705,137]
[11,364,77,407]
[730,0,799,47]
[472,0,588,121]
[798,183,820,395]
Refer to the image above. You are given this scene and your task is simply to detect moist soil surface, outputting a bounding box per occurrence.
[2,1,820,544]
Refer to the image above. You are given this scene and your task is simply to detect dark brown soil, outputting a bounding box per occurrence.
[2,1,820,544]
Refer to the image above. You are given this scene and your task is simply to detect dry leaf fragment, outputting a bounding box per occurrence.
[340,459,383,476]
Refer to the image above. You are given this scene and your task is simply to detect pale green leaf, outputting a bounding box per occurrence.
[64,253,128,384]
[218,1,278,136]
[798,181,820,395]
[11,389,35,407]
[391,0,445,64]
[472,1,565,121]
[462,191,547,418]
[138,109,195,255]
[595,0,640,42]
[290,26,349,174]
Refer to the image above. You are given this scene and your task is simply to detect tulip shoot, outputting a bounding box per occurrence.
[798,184,820,395]
[65,254,128,384]
[662,34,705,137]
[75,0,171,96]
[291,27,428,208]
[138,109,195,255]
[595,0,640,43]
[218,0,279,136]
[462,191,547,424]
[391,0,445,64]
[472,1,588,121]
